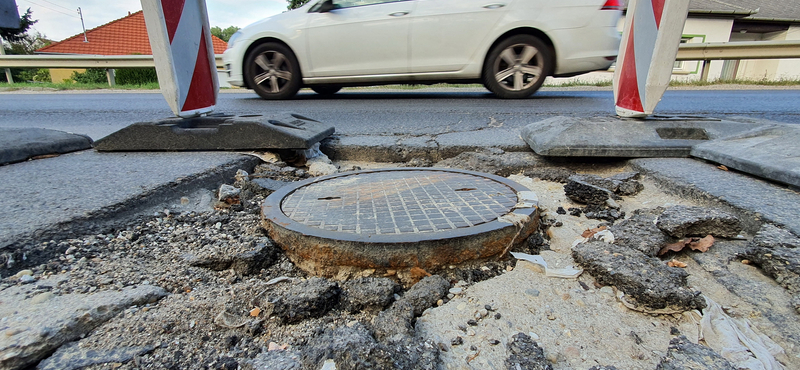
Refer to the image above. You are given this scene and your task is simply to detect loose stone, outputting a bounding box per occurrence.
[525,289,540,297]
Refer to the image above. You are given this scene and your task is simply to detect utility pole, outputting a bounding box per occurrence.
[77,7,88,42]
[0,35,12,83]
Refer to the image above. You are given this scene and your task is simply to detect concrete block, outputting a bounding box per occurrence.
[522,116,765,157]
[94,113,333,151]
[0,128,92,165]
[691,124,800,189]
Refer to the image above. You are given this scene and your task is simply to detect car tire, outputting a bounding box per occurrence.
[310,86,342,96]
[244,42,302,100]
[482,35,552,99]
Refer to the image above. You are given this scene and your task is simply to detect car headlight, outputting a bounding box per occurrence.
[226,31,242,50]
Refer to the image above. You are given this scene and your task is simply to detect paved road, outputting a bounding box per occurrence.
[1,87,798,140]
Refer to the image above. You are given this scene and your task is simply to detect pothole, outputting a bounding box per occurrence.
[262,168,539,284]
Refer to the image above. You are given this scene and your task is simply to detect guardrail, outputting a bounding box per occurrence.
[675,40,800,81]
[0,54,225,68]
[1,40,799,84]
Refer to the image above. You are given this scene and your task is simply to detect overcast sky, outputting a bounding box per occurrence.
[15,0,288,41]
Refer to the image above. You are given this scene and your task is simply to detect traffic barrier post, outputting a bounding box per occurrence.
[613,0,690,118]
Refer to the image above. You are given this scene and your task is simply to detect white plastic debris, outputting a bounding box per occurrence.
[498,213,530,227]
[593,229,615,244]
[514,191,539,209]
[697,297,787,370]
[265,276,293,285]
[572,229,615,247]
[511,252,582,278]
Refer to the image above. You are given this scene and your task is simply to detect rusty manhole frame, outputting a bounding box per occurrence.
[262,168,539,279]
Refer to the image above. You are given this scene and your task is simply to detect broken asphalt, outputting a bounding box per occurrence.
[1,104,800,369]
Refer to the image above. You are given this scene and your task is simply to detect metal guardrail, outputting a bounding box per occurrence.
[675,40,800,61]
[0,54,225,68]
[675,40,800,81]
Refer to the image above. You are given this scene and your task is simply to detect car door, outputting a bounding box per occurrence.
[409,0,515,73]
[305,0,417,77]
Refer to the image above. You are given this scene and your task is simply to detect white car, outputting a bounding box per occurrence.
[222,0,622,99]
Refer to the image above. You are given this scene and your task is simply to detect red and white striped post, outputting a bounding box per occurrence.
[141,0,218,118]
[613,0,690,118]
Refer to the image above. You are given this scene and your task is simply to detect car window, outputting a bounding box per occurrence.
[316,0,409,11]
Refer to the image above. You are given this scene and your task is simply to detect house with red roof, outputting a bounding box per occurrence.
[37,10,228,85]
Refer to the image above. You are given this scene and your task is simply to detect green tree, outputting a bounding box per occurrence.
[1,7,35,44]
[1,8,46,54]
[287,0,310,10]
[210,25,240,42]
[1,8,48,83]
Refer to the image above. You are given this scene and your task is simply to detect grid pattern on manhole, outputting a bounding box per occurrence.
[281,170,518,235]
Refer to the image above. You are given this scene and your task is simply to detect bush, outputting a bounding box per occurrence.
[115,68,158,85]
[0,68,50,83]
[71,68,108,84]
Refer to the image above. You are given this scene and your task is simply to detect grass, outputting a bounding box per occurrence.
[668,78,800,87]
[544,80,613,87]
[0,81,160,91]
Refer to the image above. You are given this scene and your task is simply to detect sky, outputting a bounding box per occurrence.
[14,0,288,41]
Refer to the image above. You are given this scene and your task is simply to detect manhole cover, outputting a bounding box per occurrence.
[262,168,538,282]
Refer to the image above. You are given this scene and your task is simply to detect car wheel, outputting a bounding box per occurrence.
[310,86,341,96]
[244,42,301,100]
[482,35,552,99]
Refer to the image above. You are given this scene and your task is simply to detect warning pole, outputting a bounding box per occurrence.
[141,0,219,118]
[613,0,690,118]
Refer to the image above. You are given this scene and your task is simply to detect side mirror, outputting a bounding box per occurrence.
[317,0,337,13]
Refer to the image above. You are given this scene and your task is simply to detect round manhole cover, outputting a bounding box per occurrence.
[262,168,538,282]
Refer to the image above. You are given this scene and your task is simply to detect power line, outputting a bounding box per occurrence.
[20,0,80,18]
[39,0,75,13]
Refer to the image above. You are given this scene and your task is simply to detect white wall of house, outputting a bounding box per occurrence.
[547,16,735,85]
[773,25,800,80]
[727,26,800,81]
[674,17,734,81]
[546,15,800,85]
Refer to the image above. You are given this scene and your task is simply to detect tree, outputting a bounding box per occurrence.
[210,25,239,42]
[287,0,310,10]
[1,8,46,55]
[1,8,49,83]
[1,7,35,44]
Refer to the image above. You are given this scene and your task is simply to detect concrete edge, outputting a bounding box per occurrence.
[629,158,769,235]
[321,134,531,163]
[2,155,260,252]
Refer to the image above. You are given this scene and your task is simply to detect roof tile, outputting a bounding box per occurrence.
[37,11,227,55]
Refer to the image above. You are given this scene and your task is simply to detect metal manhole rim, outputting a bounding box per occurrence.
[262,167,538,244]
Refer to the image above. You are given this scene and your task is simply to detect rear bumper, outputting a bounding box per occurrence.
[551,26,620,75]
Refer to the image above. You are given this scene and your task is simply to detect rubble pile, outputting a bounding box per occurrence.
[1,155,798,370]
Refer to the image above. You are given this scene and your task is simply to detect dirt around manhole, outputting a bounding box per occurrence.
[1,156,798,370]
